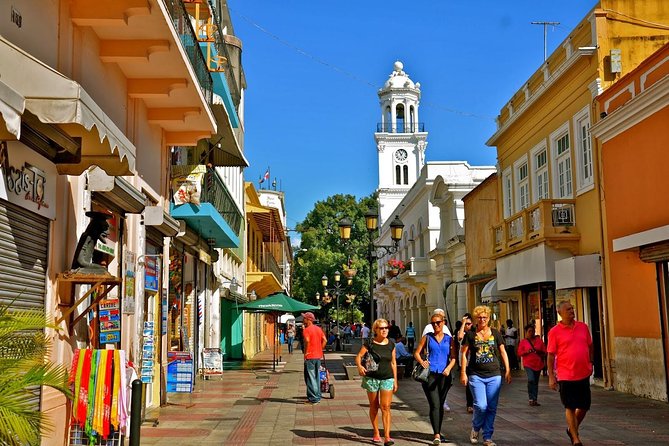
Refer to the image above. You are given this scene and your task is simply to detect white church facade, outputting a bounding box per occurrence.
[373,62,496,333]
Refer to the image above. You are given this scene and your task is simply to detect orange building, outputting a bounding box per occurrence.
[591,42,669,401]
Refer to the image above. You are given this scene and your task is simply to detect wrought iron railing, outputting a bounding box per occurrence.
[202,167,243,235]
[164,0,214,104]
[376,122,425,133]
[207,1,242,111]
[261,250,282,280]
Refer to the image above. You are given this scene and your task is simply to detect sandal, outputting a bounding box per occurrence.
[383,440,394,446]
[566,429,573,445]
[372,435,381,442]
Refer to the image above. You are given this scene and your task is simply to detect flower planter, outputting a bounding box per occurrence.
[343,268,357,278]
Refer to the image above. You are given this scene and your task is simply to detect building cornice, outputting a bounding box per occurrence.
[590,75,669,143]
[486,47,596,147]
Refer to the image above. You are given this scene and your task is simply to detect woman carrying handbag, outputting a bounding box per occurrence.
[413,310,457,445]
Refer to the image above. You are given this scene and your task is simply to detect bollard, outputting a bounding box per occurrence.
[129,379,143,446]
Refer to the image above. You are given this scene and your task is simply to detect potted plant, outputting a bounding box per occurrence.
[386,258,406,277]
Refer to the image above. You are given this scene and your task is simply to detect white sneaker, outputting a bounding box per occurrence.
[482,440,496,446]
[470,428,479,444]
[443,402,450,411]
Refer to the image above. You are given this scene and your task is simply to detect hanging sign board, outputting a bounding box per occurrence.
[201,348,223,378]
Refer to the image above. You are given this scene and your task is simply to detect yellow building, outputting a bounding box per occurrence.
[484,1,669,389]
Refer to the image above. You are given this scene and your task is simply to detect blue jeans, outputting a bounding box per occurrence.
[287,336,295,353]
[304,359,321,403]
[469,375,502,441]
[525,367,541,401]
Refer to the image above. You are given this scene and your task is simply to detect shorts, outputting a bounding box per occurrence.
[361,376,395,392]
[559,378,591,410]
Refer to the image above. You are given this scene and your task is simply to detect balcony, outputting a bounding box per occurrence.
[247,251,283,298]
[492,199,580,258]
[170,165,242,248]
[68,0,216,145]
[376,122,425,133]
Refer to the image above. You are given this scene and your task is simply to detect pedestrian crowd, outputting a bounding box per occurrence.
[290,299,593,446]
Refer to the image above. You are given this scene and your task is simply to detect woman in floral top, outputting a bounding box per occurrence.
[460,305,511,446]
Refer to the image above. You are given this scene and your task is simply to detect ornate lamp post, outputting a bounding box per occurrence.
[320,270,354,351]
[338,208,403,325]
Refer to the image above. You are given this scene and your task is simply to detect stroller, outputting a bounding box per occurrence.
[319,357,335,399]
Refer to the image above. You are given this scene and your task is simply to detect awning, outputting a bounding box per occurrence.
[0,35,136,175]
[496,243,571,290]
[246,203,285,242]
[170,202,240,248]
[555,254,602,290]
[0,79,24,139]
[209,101,248,167]
[88,167,146,214]
[481,279,520,303]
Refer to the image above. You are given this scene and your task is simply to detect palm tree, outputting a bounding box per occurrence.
[0,304,71,446]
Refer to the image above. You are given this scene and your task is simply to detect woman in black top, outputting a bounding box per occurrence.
[460,305,511,446]
[355,318,397,446]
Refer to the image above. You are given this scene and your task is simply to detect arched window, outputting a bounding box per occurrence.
[410,226,416,257]
[384,106,392,132]
[418,220,425,257]
[395,165,401,184]
[396,104,405,133]
[409,105,416,132]
[403,165,409,184]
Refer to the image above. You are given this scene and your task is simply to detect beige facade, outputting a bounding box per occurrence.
[0,1,249,443]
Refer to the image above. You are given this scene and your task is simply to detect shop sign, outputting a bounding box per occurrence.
[166,351,193,393]
[123,251,136,314]
[99,299,121,344]
[0,141,56,220]
[144,255,160,292]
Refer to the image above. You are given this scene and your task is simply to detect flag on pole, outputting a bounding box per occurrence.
[259,167,270,185]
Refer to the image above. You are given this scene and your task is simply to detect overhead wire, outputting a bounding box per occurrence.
[230,7,495,121]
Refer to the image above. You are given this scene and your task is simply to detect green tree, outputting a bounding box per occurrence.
[292,193,378,323]
[0,305,71,446]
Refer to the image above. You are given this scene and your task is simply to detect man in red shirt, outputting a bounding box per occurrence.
[547,301,594,446]
[302,312,327,404]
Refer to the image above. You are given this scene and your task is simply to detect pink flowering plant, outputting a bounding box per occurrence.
[386,258,406,272]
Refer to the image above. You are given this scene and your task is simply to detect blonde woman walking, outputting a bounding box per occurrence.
[355,318,397,446]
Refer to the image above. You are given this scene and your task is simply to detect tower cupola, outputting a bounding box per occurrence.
[375,61,428,225]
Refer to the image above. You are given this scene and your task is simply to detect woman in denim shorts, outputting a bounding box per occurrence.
[355,318,397,446]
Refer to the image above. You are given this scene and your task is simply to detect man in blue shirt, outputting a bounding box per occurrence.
[395,336,414,377]
[405,321,416,350]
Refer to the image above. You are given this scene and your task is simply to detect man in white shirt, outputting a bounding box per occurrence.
[422,308,452,337]
[504,319,519,370]
[361,322,370,338]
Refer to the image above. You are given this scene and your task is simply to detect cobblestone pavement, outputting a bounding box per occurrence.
[141,341,669,445]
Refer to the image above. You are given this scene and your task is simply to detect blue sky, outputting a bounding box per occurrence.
[229,1,596,233]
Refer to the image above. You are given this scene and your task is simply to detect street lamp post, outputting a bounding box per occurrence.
[338,208,403,326]
[320,271,352,351]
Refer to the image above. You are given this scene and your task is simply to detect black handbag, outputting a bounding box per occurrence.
[412,336,430,383]
[363,341,379,372]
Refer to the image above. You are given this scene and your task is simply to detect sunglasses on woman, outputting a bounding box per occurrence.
[430,320,444,326]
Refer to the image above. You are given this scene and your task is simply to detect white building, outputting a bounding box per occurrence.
[373,62,495,332]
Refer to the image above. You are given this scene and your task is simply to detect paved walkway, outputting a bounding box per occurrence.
[141,342,669,445]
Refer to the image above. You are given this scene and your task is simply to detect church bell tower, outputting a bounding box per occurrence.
[375,61,427,226]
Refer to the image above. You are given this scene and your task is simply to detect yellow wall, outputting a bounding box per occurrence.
[464,173,498,279]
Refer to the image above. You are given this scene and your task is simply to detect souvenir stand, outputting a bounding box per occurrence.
[56,273,130,445]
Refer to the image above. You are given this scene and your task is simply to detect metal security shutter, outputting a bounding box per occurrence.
[0,200,49,310]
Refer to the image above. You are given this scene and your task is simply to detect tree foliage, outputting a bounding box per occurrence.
[292,193,378,323]
[0,305,71,446]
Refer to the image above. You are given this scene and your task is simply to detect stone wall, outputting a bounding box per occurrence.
[614,336,667,401]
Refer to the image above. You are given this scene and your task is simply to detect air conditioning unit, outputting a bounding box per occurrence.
[552,206,574,226]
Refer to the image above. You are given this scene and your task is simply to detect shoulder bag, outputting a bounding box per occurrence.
[363,340,379,372]
[411,336,430,383]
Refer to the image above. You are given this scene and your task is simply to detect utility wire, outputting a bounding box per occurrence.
[230,8,494,121]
